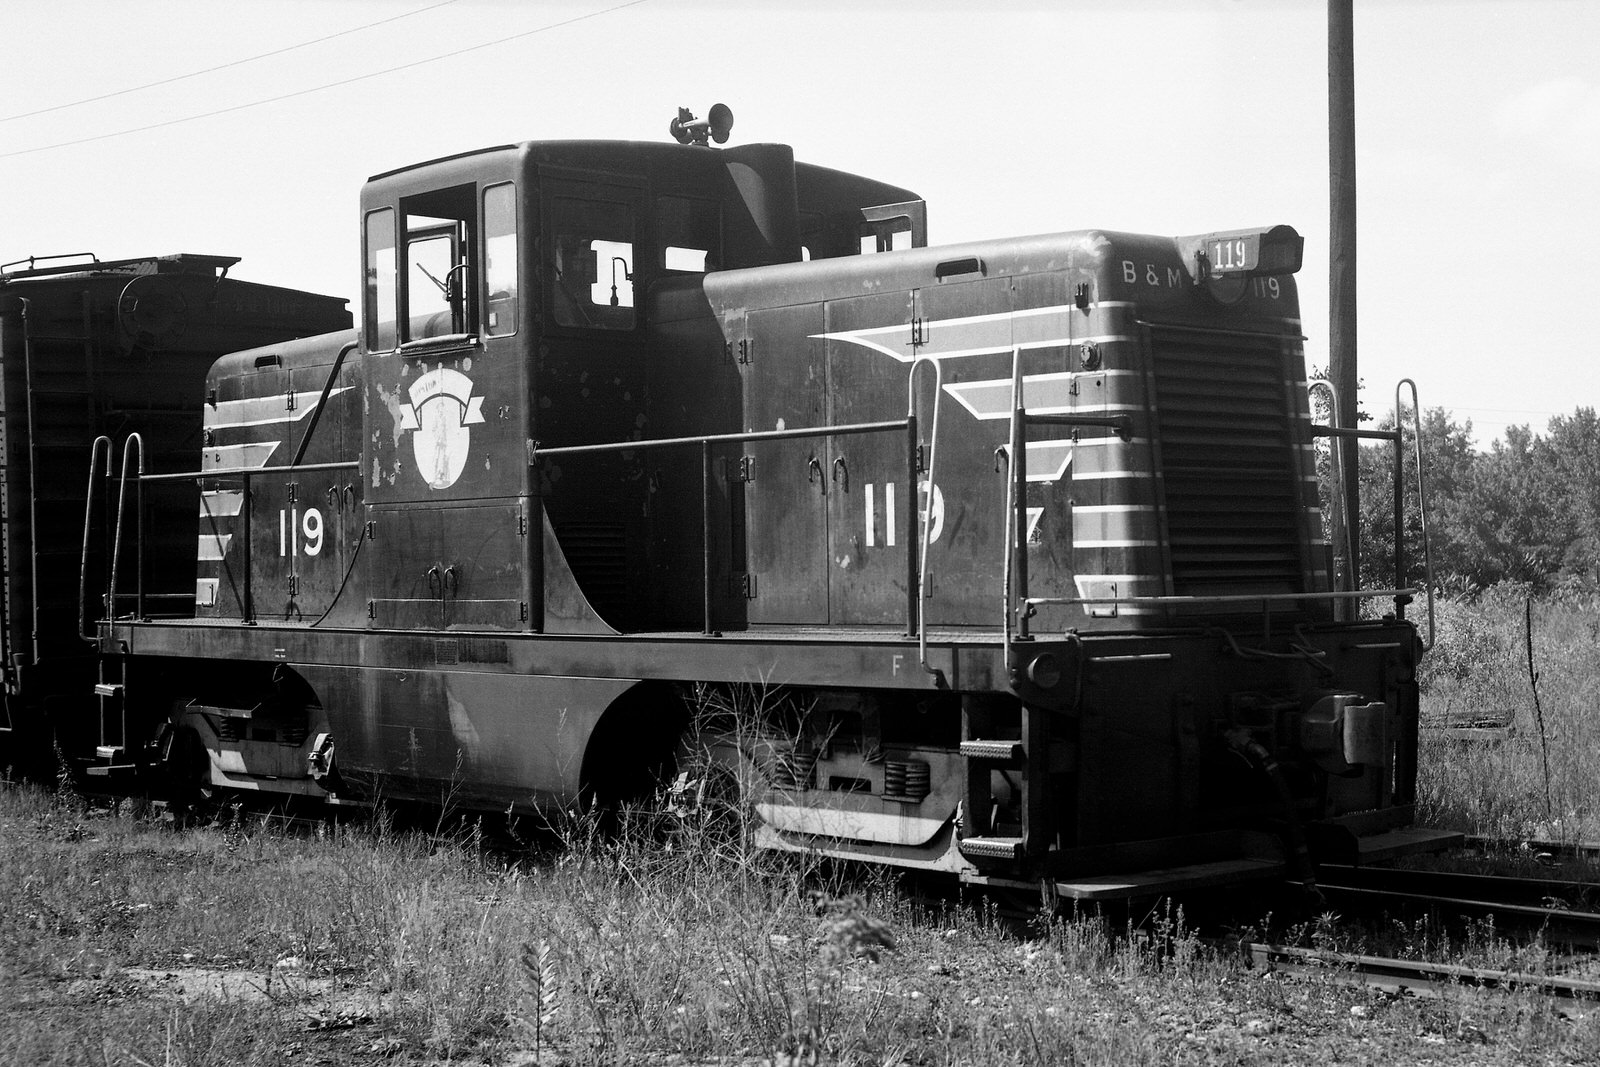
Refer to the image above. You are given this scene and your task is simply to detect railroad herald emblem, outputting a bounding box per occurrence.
[399,367,485,490]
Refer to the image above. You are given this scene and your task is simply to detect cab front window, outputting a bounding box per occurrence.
[399,184,476,342]
[551,196,635,331]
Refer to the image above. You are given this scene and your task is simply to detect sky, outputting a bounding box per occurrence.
[1,0,1594,448]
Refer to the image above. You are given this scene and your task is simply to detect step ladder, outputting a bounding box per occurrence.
[85,658,133,777]
[957,700,1051,862]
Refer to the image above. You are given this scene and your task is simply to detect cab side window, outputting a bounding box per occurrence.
[658,194,720,274]
[483,183,518,337]
[364,208,398,350]
[551,197,636,330]
[858,215,914,254]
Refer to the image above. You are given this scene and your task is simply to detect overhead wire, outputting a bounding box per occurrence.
[0,0,653,161]
[0,0,461,124]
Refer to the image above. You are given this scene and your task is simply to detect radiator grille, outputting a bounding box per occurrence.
[1150,330,1304,597]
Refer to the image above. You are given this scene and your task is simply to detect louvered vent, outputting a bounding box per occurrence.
[1150,330,1304,597]
[558,521,630,620]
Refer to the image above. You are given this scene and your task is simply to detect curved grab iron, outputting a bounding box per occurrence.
[1307,379,1355,598]
[78,436,113,644]
[1397,378,1436,652]
[107,433,146,624]
[907,354,945,680]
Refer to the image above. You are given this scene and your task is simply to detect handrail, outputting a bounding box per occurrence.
[140,459,359,483]
[107,434,145,622]
[78,435,112,644]
[1004,344,1135,651]
[1314,425,1402,442]
[1001,348,1023,668]
[21,296,45,660]
[529,419,910,459]
[289,339,358,467]
[908,354,943,678]
[122,457,364,630]
[0,252,99,276]
[1307,379,1355,600]
[1307,386,1430,630]
[1002,353,1428,644]
[121,455,366,629]
[1398,379,1436,651]
[1024,587,1421,610]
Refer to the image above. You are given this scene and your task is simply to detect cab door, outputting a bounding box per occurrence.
[360,181,529,632]
[533,177,652,628]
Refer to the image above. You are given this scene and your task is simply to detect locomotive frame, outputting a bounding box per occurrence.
[75,116,1453,899]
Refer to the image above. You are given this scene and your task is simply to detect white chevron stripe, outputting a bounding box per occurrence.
[814,302,1135,363]
[199,491,244,518]
[943,369,1144,421]
[1024,440,1073,483]
[202,441,280,470]
[197,532,232,561]
[206,386,352,430]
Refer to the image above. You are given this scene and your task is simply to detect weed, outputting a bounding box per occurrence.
[1417,584,1600,840]
[516,938,559,1062]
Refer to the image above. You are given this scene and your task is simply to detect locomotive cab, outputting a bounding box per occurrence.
[347,139,928,634]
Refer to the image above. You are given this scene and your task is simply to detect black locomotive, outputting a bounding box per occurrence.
[69,109,1451,898]
[0,254,349,777]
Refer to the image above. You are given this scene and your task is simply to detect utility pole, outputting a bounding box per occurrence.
[1329,0,1360,586]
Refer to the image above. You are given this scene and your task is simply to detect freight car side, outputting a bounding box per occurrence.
[0,254,349,777]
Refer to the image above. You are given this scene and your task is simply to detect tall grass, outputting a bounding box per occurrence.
[1416,583,1600,841]
[6,777,1599,1065]
[5,605,1600,1063]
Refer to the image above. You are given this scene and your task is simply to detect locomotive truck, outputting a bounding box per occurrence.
[77,109,1452,898]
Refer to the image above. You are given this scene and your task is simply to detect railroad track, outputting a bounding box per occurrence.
[1247,943,1600,1017]
[1316,863,1600,949]
[1465,835,1600,863]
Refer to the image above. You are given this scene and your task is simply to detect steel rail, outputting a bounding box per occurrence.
[1318,864,1600,911]
[1464,835,1600,862]
[1247,943,1600,1016]
[1314,881,1600,951]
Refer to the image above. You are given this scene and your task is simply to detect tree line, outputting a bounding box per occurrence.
[1343,405,1600,594]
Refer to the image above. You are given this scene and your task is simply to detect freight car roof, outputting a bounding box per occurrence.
[0,252,241,283]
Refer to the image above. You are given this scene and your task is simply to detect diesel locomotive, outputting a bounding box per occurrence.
[0,254,349,776]
[75,109,1452,898]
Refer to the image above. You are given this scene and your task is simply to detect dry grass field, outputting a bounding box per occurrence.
[3,588,1600,1065]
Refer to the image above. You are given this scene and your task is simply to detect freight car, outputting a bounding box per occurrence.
[80,109,1454,898]
[0,254,350,776]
